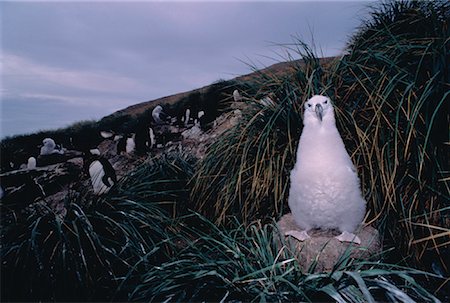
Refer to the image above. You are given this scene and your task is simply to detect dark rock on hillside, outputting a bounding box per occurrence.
[37,150,84,167]
[0,159,83,210]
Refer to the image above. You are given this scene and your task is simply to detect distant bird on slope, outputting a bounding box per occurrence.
[184,108,191,127]
[149,128,156,148]
[116,136,126,155]
[287,95,366,244]
[40,138,64,156]
[100,131,115,139]
[233,89,242,102]
[126,134,136,154]
[152,105,170,124]
[27,157,37,170]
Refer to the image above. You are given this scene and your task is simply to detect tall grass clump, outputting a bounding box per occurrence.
[115,151,198,217]
[332,0,449,273]
[191,0,449,280]
[191,44,330,224]
[128,213,441,302]
[1,193,171,301]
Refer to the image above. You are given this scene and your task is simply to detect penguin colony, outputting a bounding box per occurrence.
[4,102,211,199]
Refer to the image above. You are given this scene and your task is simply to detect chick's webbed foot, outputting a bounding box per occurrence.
[335,231,361,244]
[285,230,310,241]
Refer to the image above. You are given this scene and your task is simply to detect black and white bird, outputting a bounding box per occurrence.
[149,127,156,149]
[116,136,127,155]
[117,134,136,155]
[86,153,117,195]
[287,95,366,244]
[152,105,170,124]
[196,110,206,128]
[126,134,136,154]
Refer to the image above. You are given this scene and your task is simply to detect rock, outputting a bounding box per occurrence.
[0,160,83,208]
[277,213,382,272]
[181,125,203,140]
[37,149,83,167]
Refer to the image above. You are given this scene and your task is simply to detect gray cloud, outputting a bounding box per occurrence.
[1,1,373,138]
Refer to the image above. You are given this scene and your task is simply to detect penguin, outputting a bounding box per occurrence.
[198,110,206,128]
[126,134,136,154]
[116,136,127,155]
[85,153,117,195]
[135,118,152,155]
[149,127,156,149]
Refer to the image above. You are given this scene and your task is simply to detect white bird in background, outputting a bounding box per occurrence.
[152,105,170,124]
[40,138,64,156]
[100,131,114,139]
[196,110,206,128]
[184,108,191,127]
[287,95,366,244]
[233,89,242,102]
[27,157,37,170]
[126,134,136,154]
[149,127,156,148]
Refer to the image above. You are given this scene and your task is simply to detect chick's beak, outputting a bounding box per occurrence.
[315,104,323,121]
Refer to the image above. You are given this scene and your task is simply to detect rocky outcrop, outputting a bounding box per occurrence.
[0,158,84,210]
[277,213,382,272]
[0,106,246,216]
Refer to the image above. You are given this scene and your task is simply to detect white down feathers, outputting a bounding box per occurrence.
[288,95,366,234]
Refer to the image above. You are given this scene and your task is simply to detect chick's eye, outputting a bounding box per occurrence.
[307,104,312,107]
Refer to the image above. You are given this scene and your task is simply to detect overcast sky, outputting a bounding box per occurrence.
[1,0,374,138]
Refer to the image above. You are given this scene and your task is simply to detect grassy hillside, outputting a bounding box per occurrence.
[1,1,449,302]
[0,78,242,171]
[0,58,310,172]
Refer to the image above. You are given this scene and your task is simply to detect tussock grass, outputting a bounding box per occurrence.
[128,213,441,302]
[1,194,170,301]
[333,0,449,274]
[191,0,449,279]
[191,43,329,225]
[1,1,448,301]
[115,151,197,217]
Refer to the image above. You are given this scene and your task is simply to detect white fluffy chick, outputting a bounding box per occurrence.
[40,138,64,156]
[287,95,366,244]
[27,157,37,170]
[152,105,170,124]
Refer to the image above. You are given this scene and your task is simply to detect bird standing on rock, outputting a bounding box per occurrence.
[152,105,170,124]
[287,95,366,244]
